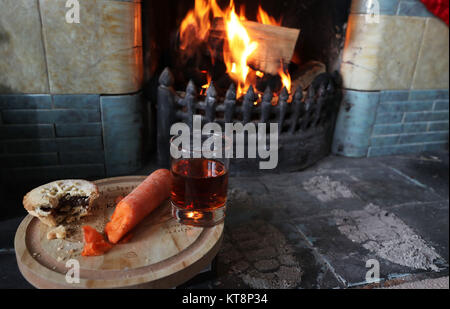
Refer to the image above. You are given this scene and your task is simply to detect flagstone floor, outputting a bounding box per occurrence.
[1,152,448,289]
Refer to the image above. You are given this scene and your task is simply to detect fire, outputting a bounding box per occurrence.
[257,5,282,26]
[179,0,290,98]
[278,64,291,93]
[179,0,213,51]
[222,1,258,97]
[200,73,212,96]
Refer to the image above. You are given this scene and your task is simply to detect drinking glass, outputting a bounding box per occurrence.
[170,132,229,227]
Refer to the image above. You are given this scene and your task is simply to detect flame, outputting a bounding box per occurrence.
[257,5,282,26]
[179,0,290,98]
[179,0,213,51]
[239,5,246,21]
[222,1,258,97]
[200,73,212,96]
[278,64,291,93]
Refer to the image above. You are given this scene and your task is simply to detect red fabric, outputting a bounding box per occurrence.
[421,0,449,25]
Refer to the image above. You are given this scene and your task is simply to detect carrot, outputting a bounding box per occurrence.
[82,241,113,257]
[105,169,171,244]
[81,226,113,257]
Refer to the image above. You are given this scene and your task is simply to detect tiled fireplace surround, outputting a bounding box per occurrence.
[0,0,448,185]
[0,0,144,184]
[333,0,449,157]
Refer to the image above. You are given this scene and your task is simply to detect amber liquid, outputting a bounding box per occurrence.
[171,158,228,211]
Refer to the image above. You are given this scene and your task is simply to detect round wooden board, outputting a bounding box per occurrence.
[14,176,224,289]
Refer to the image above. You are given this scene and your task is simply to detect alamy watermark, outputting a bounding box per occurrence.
[365,0,380,24]
[65,259,80,284]
[65,0,80,24]
[365,259,381,284]
[170,116,279,170]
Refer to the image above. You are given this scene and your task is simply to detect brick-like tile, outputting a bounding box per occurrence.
[377,101,434,113]
[434,100,449,111]
[2,139,57,154]
[100,95,144,123]
[373,124,404,135]
[101,93,145,176]
[428,121,449,132]
[103,123,143,167]
[55,123,102,137]
[375,112,404,124]
[404,111,449,123]
[0,124,55,140]
[0,95,52,110]
[398,132,449,144]
[371,135,400,147]
[59,151,105,165]
[373,123,429,135]
[402,123,429,133]
[380,90,410,102]
[56,136,103,152]
[1,109,100,124]
[52,94,100,110]
[409,90,449,101]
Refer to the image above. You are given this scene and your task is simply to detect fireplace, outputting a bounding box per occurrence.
[1,0,447,187]
[145,0,350,173]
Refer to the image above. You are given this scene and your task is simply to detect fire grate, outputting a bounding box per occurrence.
[156,67,342,174]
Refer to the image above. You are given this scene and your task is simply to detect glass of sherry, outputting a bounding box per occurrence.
[170,132,229,227]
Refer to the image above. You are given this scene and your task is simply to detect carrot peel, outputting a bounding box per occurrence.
[81,226,113,257]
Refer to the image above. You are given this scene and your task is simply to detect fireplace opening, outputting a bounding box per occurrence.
[143,0,351,174]
[143,0,351,90]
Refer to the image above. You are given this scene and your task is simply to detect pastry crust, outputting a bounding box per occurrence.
[23,180,99,227]
[47,225,67,240]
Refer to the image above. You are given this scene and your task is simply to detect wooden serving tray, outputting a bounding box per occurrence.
[14,176,224,289]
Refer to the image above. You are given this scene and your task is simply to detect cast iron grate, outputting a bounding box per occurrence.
[156,67,342,174]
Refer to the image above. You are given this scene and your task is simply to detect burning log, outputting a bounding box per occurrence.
[209,18,300,75]
[291,61,326,91]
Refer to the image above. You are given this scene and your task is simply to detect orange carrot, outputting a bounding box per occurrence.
[105,169,171,244]
[81,226,113,257]
[82,241,113,257]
